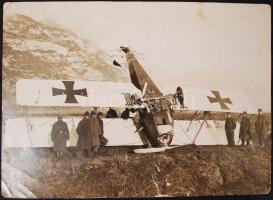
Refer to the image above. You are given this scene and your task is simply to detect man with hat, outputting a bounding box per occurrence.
[76,111,91,157]
[255,108,267,146]
[224,112,236,146]
[51,115,70,157]
[239,111,251,147]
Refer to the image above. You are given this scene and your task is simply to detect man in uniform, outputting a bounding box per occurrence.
[76,111,91,157]
[51,115,70,157]
[224,112,236,146]
[239,111,251,147]
[90,111,102,153]
[255,108,267,146]
[97,112,108,147]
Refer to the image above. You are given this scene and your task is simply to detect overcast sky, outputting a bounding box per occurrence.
[4,2,271,111]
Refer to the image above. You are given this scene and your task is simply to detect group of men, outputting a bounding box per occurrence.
[51,107,268,156]
[51,110,107,157]
[225,108,268,148]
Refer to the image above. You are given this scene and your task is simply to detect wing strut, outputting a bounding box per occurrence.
[24,105,33,147]
[186,111,198,132]
[192,111,210,144]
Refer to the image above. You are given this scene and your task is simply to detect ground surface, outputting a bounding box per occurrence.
[2,145,271,198]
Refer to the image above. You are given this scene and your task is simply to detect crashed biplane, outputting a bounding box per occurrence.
[14,46,256,151]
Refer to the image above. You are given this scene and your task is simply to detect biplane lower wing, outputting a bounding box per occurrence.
[16,79,139,107]
[4,118,241,147]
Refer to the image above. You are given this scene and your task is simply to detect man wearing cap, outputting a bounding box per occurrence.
[225,112,236,146]
[90,111,102,153]
[239,111,251,147]
[51,115,70,157]
[76,111,91,157]
[255,108,267,146]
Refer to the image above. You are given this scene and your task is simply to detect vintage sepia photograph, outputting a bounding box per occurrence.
[1,1,271,198]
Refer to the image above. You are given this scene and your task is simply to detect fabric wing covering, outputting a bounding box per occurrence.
[4,118,243,147]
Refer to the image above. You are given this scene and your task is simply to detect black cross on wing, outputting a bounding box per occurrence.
[52,81,88,103]
[207,90,233,110]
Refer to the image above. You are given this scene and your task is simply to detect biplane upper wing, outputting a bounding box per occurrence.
[167,86,257,114]
[16,79,139,107]
[16,80,257,114]
[120,47,163,98]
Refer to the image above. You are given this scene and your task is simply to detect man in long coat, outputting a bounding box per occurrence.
[76,111,91,157]
[51,115,70,156]
[90,111,102,153]
[239,111,251,147]
[97,112,108,146]
[255,108,267,146]
[225,112,236,146]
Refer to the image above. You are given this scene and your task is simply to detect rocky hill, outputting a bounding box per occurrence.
[2,14,129,116]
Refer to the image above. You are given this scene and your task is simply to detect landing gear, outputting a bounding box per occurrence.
[156,133,173,147]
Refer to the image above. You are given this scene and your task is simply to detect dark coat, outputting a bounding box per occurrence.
[90,116,101,146]
[121,108,130,119]
[51,120,69,152]
[225,117,236,133]
[97,116,108,146]
[106,108,118,118]
[255,114,266,133]
[239,117,251,140]
[98,117,104,135]
[76,118,91,150]
[225,117,236,145]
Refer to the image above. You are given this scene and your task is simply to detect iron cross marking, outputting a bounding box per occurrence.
[207,90,233,110]
[52,81,88,103]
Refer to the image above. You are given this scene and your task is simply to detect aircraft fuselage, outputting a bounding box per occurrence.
[121,47,174,147]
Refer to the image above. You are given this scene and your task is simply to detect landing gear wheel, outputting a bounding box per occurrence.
[156,133,173,147]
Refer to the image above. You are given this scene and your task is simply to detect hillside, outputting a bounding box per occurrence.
[2,145,271,198]
[2,14,129,117]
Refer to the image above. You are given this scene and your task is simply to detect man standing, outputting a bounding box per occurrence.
[76,111,91,157]
[90,111,102,153]
[97,112,108,146]
[51,115,70,157]
[255,108,267,146]
[224,112,236,146]
[239,111,251,147]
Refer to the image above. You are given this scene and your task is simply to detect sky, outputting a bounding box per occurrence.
[3,2,271,111]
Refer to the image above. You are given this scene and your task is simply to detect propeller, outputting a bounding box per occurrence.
[176,86,183,95]
[174,86,184,108]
